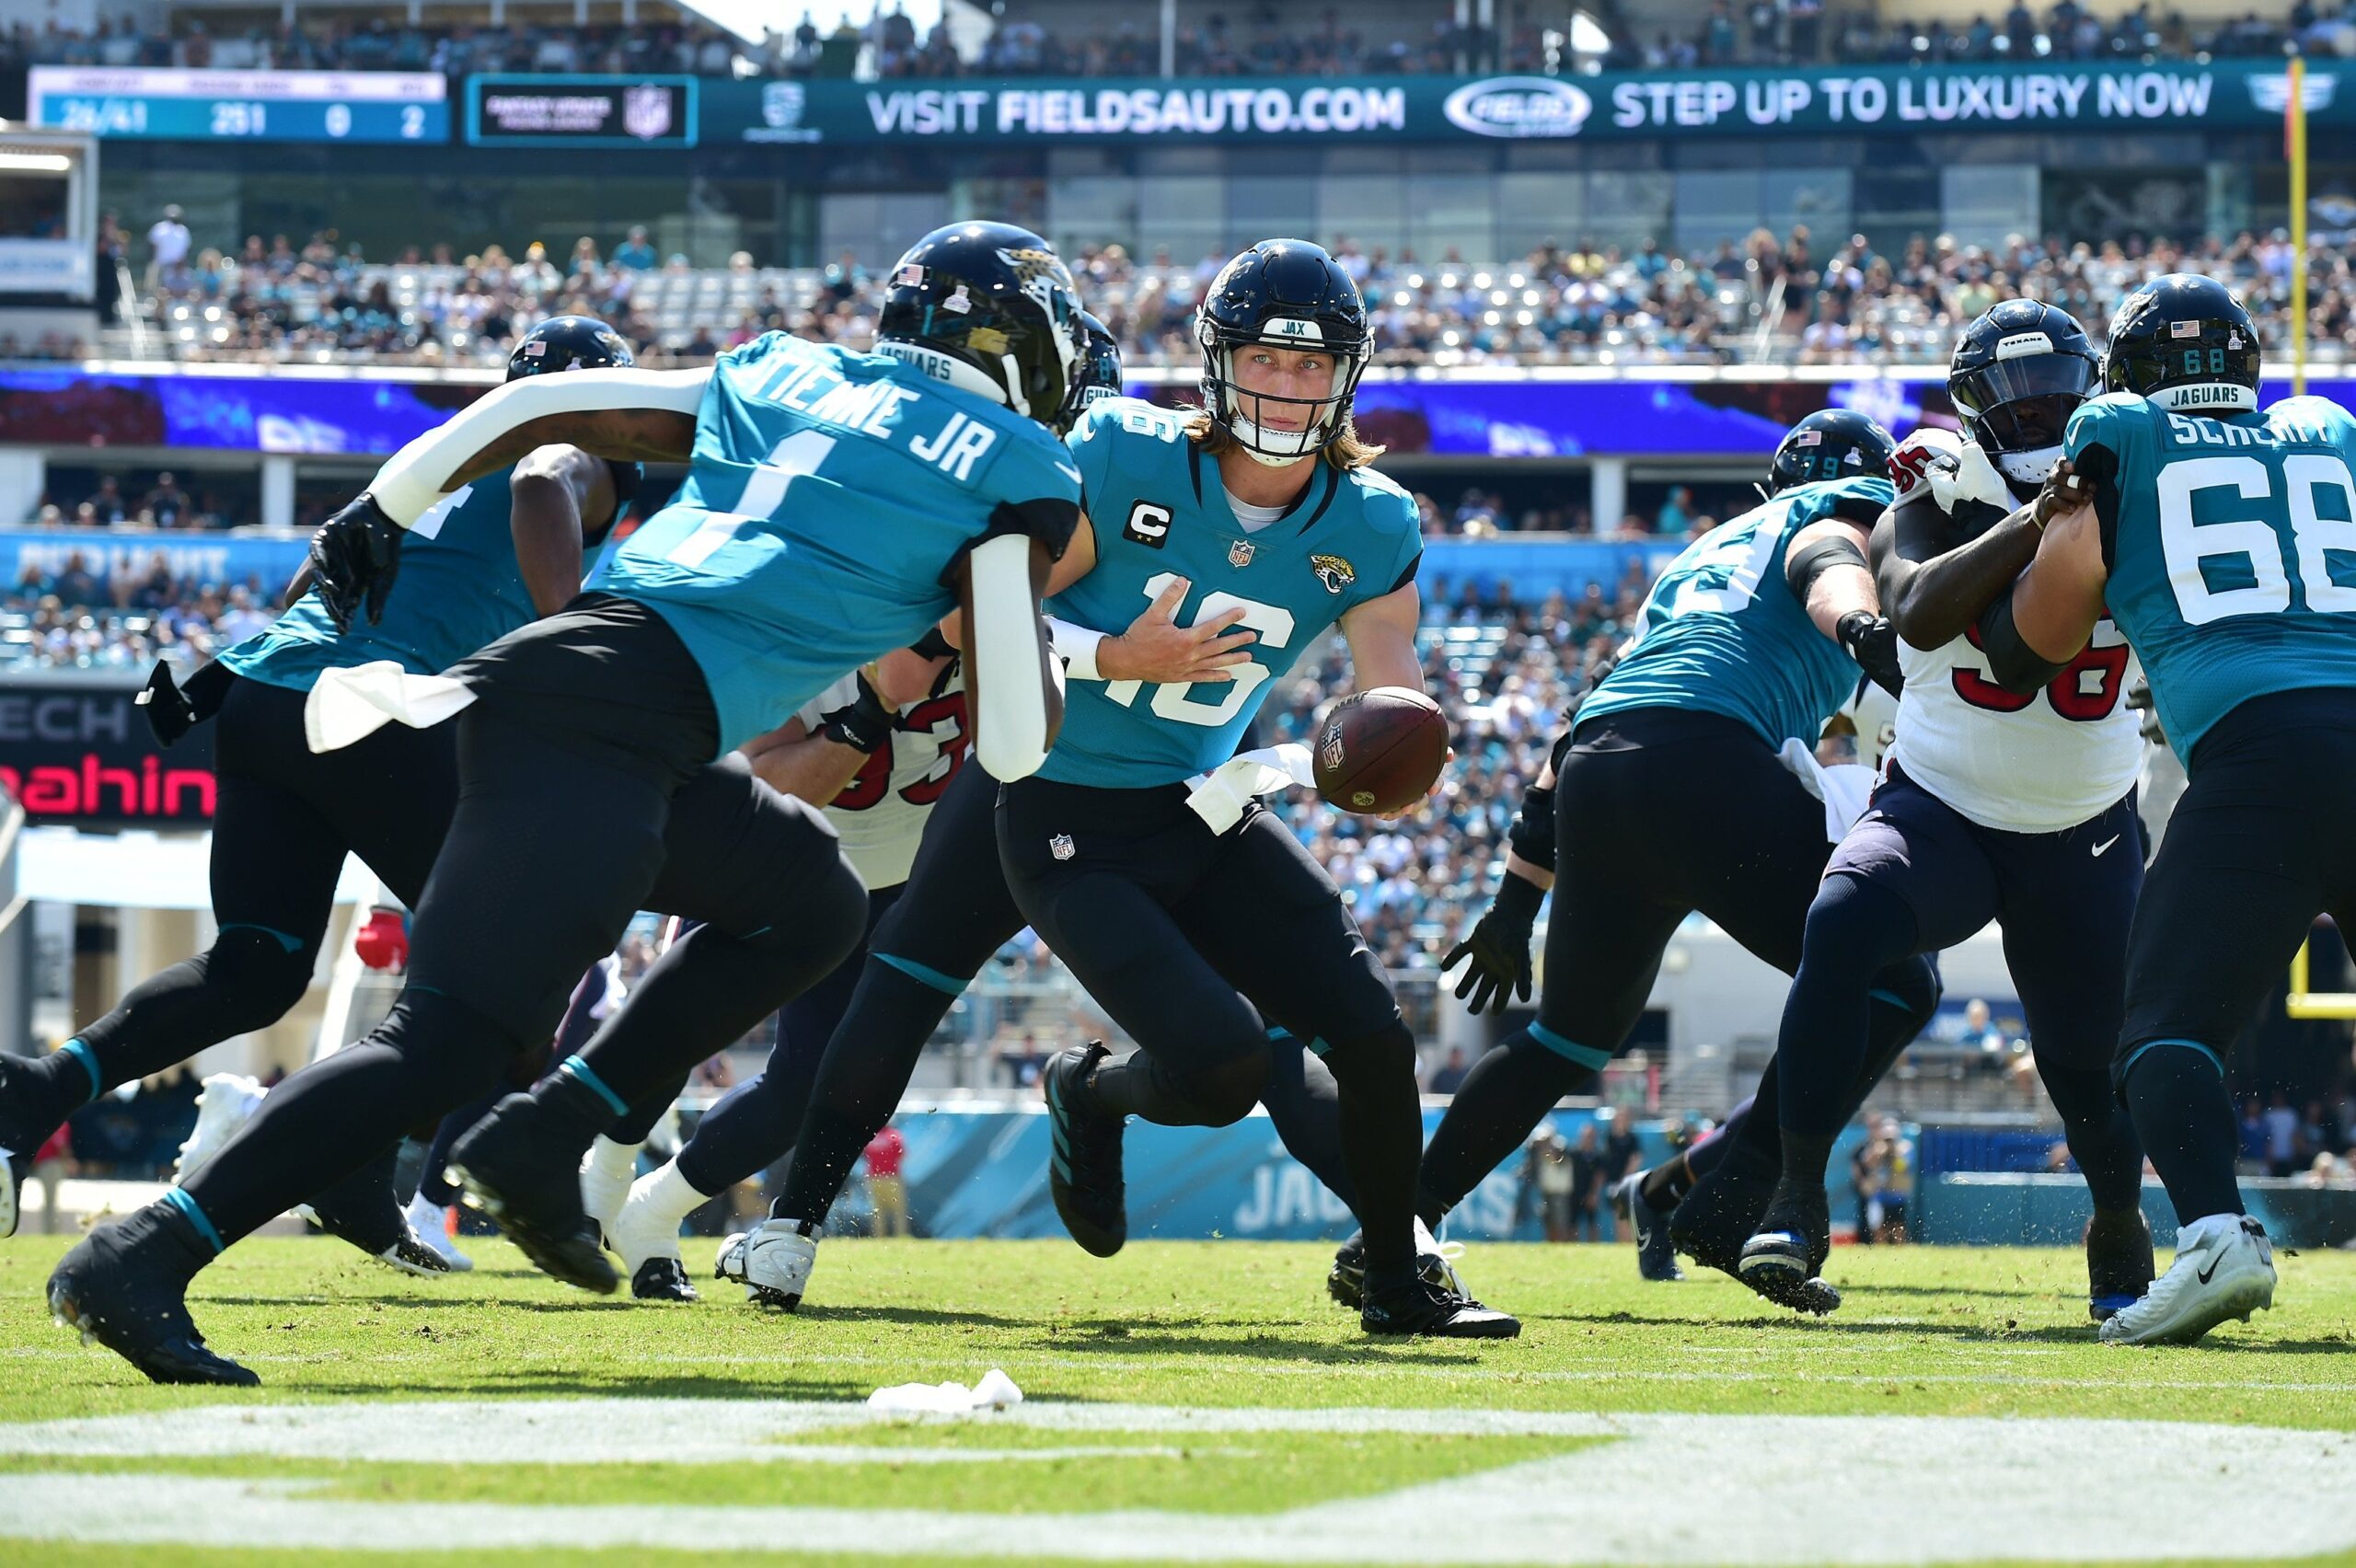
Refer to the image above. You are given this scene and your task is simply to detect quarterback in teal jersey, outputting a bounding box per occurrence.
[987,238,1516,1339]
[0,317,638,1264]
[48,226,1091,1386]
[1426,409,1941,1312]
[1981,273,2338,1345]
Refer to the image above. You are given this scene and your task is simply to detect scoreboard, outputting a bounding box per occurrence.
[28,68,448,144]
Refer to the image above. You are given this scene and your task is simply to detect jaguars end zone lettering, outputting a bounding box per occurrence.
[0,678,216,826]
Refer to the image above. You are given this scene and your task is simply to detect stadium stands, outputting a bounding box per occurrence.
[0,2,2328,93]
[103,226,2349,371]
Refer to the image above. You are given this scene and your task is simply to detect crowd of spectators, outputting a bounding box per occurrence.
[107,215,2356,375]
[6,2,2347,96]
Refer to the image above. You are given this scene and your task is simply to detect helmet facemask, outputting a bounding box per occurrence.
[1198,320,1370,467]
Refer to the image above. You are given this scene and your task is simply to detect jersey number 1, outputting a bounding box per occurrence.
[1103,571,1296,728]
[667,430,839,569]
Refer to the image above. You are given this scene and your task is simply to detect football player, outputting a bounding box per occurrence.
[0,317,641,1263]
[47,223,1088,1384]
[598,316,1127,1300]
[1738,301,2154,1319]
[1975,274,2346,1344]
[1428,410,1943,1310]
[720,244,1496,1335]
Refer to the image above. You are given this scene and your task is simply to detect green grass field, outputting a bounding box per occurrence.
[0,1232,2352,1565]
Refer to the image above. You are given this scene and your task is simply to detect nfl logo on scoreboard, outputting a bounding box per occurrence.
[625,84,674,142]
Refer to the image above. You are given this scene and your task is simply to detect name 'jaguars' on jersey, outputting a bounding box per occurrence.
[1040,396,1422,789]
[1576,470,1894,751]
[2069,390,2356,765]
[591,331,1080,755]
[224,466,597,693]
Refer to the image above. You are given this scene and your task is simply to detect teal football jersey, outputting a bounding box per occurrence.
[1576,474,1890,750]
[221,468,546,694]
[2071,391,2356,765]
[592,334,1080,755]
[1040,398,1423,789]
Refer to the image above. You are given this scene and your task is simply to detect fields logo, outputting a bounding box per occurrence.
[624,83,673,141]
[1443,76,1591,138]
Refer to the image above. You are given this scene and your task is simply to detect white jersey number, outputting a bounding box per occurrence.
[2160,452,2356,624]
[666,429,839,570]
[1103,571,1296,728]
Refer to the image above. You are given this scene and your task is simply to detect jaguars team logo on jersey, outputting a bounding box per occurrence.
[1311,554,1357,594]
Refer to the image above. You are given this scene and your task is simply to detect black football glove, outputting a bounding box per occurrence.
[817,666,897,753]
[1442,870,1545,1015]
[1836,610,1903,698]
[307,492,405,634]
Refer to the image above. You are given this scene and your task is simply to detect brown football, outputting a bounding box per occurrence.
[1312,687,1449,815]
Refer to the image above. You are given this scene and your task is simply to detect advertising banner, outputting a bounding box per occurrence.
[687,59,2344,148]
[0,674,216,827]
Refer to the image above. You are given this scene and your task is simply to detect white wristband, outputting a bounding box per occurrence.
[371,367,710,526]
[1048,617,1107,681]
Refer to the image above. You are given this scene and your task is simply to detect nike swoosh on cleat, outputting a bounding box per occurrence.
[2197,1255,2222,1285]
[2092,836,2120,857]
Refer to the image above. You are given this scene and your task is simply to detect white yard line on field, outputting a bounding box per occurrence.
[0,1405,2351,1563]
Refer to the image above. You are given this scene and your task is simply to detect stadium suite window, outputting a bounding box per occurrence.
[0,175,68,240]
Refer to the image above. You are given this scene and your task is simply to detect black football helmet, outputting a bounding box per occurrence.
[1948,299,2100,496]
[1766,409,1898,496]
[876,222,1084,427]
[506,315,634,381]
[1056,310,1124,433]
[2102,272,2260,416]
[1195,238,1372,465]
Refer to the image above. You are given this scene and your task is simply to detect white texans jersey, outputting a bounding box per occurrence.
[1880,426,2145,834]
[796,664,969,889]
[1831,679,1898,770]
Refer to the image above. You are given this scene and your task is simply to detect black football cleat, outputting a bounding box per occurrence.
[1326,1221,1464,1309]
[1045,1043,1126,1258]
[1669,1140,1778,1276]
[1737,1182,1842,1317]
[2085,1205,2155,1322]
[302,1144,448,1275]
[450,1094,617,1295]
[0,1147,19,1241]
[1612,1170,1686,1283]
[0,1053,71,1238]
[48,1205,257,1387]
[631,1257,700,1303]
[1361,1275,1520,1340]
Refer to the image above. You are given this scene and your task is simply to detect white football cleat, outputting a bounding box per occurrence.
[735,1218,819,1311]
[2100,1215,2275,1346]
[403,1193,472,1273]
[715,1230,752,1298]
[607,1168,687,1280]
[578,1136,641,1250]
[171,1074,268,1186]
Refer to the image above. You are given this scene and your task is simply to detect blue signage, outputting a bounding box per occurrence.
[29,68,448,144]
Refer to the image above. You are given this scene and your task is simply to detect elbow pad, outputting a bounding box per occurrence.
[1506,780,1557,870]
[966,532,1060,779]
[939,496,1082,588]
[372,368,709,526]
[1784,533,1869,599]
[1975,593,2071,694]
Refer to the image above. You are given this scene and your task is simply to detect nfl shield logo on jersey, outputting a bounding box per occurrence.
[625,84,674,141]
[1050,833,1076,861]
[1228,538,1256,569]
